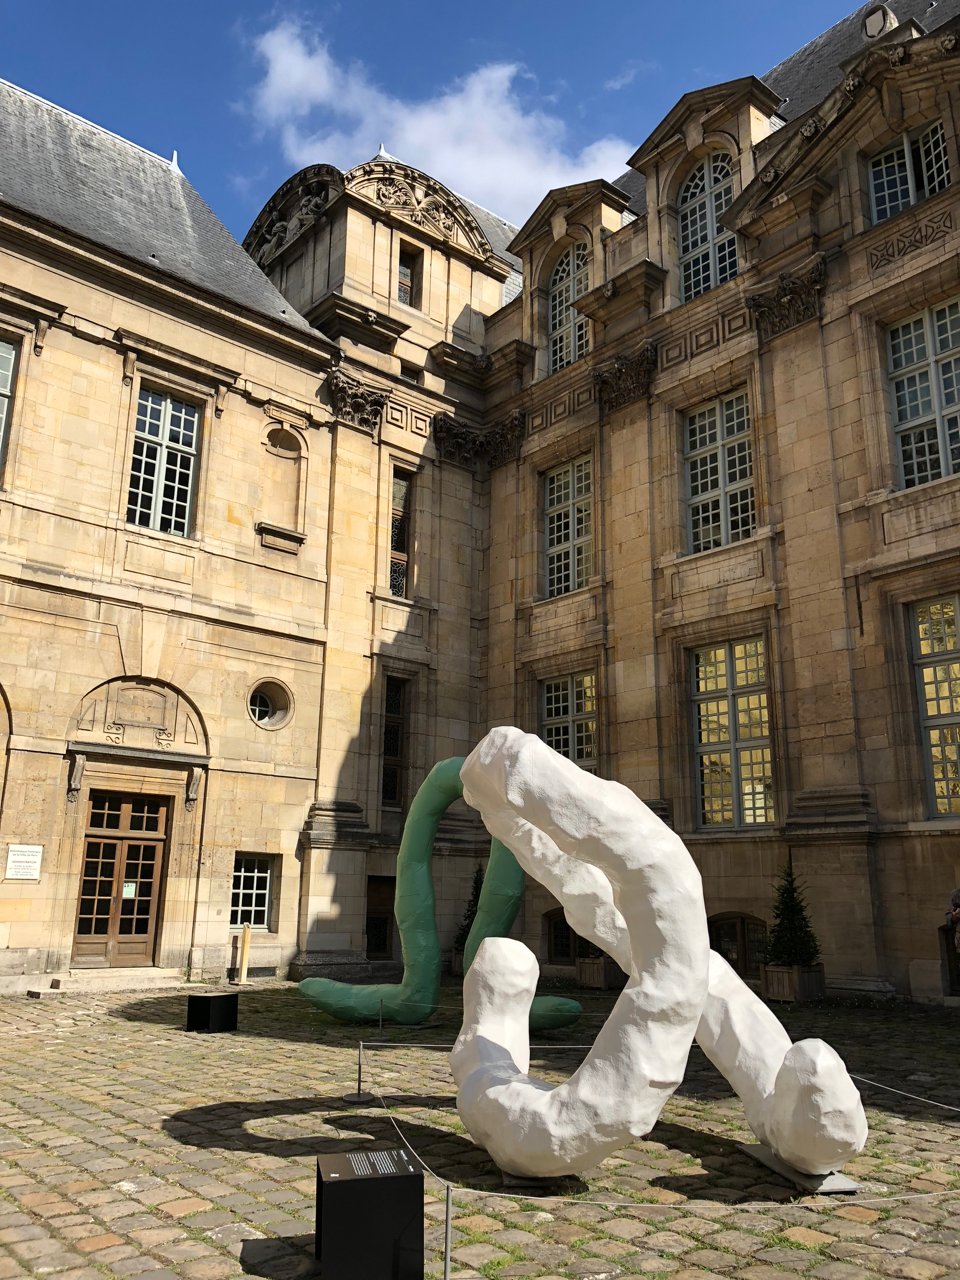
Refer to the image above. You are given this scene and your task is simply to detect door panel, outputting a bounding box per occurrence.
[72,793,169,967]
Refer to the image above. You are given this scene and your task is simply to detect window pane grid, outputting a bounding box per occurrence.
[544,457,593,598]
[914,596,960,815]
[685,391,755,552]
[541,673,598,773]
[679,153,738,301]
[887,297,960,487]
[389,469,413,599]
[230,855,273,929]
[0,340,14,445]
[693,637,774,828]
[548,243,590,372]
[126,389,199,537]
[872,119,951,223]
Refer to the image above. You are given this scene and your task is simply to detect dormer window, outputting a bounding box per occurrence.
[549,242,589,372]
[679,154,738,302]
[870,120,950,224]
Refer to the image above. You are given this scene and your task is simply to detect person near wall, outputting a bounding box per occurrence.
[947,887,960,952]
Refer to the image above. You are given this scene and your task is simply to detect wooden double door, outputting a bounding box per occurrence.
[72,791,169,967]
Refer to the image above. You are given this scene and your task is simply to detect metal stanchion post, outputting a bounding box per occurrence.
[443,1183,452,1280]
[342,1040,374,1104]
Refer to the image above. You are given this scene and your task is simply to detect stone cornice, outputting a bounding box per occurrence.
[483,340,535,396]
[594,344,658,413]
[745,254,826,344]
[574,260,667,325]
[307,293,409,353]
[428,340,490,390]
[325,367,389,438]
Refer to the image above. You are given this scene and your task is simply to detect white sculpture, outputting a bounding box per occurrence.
[450,727,867,1179]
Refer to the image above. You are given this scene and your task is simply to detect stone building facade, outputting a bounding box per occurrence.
[1,0,959,999]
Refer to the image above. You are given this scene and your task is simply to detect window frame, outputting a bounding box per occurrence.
[678,152,738,303]
[543,455,593,599]
[230,853,278,932]
[389,467,414,599]
[381,674,409,808]
[912,594,960,818]
[397,244,424,309]
[0,335,19,473]
[885,295,960,489]
[126,385,202,538]
[690,636,775,830]
[683,389,756,554]
[548,242,590,373]
[540,671,599,774]
[869,119,951,225]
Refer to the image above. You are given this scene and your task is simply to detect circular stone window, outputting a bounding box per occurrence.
[247,680,294,730]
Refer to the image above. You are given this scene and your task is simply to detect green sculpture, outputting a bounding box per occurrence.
[299,757,581,1029]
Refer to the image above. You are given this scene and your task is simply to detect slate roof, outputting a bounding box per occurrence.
[0,79,313,333]
[764,0,960,121]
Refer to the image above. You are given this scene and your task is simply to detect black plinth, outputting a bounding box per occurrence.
[316,1148,423,1279]
[186,991,239,1033]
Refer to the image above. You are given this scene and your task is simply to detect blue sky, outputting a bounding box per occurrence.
[3,2,864,235]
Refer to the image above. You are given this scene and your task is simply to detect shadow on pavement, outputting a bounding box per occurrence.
[240,1235,317,1279]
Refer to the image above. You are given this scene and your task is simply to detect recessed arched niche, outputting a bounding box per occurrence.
[256,424,306,553]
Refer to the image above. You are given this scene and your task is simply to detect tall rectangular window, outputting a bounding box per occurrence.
[381,676,408,807]
[389,469,413,598]
[0,338,16,450]
[397,247,423,308]
[913,595,960,817]
[541,673,598,773]
[685,391,755,553]
[871,120,951,223]
[126,388,200,537]
[231,854,276,929]
[692,637,774,827]
[886,296,960,488]
[544,456,593,598]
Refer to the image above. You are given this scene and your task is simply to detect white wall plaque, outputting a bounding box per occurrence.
[5,844,43,880]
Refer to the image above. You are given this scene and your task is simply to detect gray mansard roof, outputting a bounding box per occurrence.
[764,0,960,122]
[0,79,312,333]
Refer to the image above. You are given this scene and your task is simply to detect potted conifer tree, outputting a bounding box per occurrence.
[760,857,826,1002]
[450,864,484,976]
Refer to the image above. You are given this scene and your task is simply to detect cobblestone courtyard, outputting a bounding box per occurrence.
[0,983,958,1280]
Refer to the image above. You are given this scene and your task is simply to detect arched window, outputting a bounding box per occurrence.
[678,154,738,302]
[548,242,589,372]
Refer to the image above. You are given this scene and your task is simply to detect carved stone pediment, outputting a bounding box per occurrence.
[745,255,826,344]
[594,344,657,413]
[243,164,346,265]
[346,159,491,259]
[432,410,526,471]
[325,368,388,437]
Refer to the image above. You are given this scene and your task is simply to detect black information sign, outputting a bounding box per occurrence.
[316,1147,423,1278]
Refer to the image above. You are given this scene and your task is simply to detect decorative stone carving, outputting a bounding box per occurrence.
[432,415,484,468]
[484,410,526,469]
[376,177,456,237]
[71,678,207,755]
[594,344,657,413]
[432,410,526,471]
[326,368,388,437]
[67,752,85,803]
[842,73,863,96]
[800,116,823,140]
[746,255,826,343]
[869,207,954,269]
[254,217,288,266]
[759,165,780,185]
[452,727,867,1179]
[346,159,492,259]
[887,41,908,66]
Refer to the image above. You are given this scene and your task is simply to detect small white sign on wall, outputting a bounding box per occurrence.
[5,844,43,880]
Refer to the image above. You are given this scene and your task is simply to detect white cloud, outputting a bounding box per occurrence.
[247,20,632,226]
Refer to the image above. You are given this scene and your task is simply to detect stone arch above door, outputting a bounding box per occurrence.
[70,678,208,755]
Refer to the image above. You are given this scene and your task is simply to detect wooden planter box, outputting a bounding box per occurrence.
[760,962,826,1003]
[576,957,607,989]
